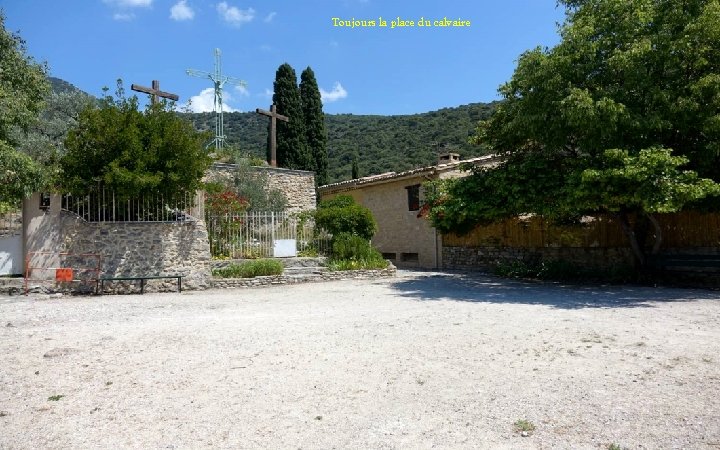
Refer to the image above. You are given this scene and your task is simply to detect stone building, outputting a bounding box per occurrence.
[318,153,500,269]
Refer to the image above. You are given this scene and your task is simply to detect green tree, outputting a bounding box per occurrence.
[60,81,212,199]
[13,90,94,187]
[231,159,288,211]
[427,0,720,267]
[0,12,49,206]
[300,67,328,185]
[273,63,310,170]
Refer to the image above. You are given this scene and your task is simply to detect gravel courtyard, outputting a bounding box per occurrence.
[1,270,719,449]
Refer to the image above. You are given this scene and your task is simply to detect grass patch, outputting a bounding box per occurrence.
[47,395,64,401]
[212,259,284,278]
[513,419,536,435]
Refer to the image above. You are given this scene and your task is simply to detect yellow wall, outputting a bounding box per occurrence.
[321,177,441,268]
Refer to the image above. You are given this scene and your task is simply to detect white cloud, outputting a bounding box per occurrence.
[186,88,240,113]
[104,0,152,7]
[170,0,194,20]
[260,88,273,99]
[264,12,276,23]
[113,12,135,20]
[217,2,255,26]
[320,82,347,103]
[235,85,249,96]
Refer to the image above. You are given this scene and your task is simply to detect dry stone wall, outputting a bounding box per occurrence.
[443,246,635,272]
[23,194,212,293]
[209,163,316,213]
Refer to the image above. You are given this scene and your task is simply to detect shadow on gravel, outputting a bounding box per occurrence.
[390,271,720,309]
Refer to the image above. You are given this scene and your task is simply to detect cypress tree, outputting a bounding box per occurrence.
[272,63,309,170]
[300,67,328,186]
[351,155,360,179]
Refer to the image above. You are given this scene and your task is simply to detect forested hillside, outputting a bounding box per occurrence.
[41,77,498,184]
[185,101,498,183]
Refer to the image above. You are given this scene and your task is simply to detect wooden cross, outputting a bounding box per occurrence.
[130,80,179,105]
[256,104,289,167]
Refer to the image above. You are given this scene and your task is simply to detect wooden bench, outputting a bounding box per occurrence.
[99,275,183,294]
[647,254,720,273]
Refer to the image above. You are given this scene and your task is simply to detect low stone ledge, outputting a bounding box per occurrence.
[210,264,396,289]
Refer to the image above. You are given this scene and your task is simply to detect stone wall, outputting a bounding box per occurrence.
[211,265,397,289]
[23,193,211,293]
[443,246,635,272]
[209,163,316,213]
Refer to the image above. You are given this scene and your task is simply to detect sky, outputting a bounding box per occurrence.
[2,1,566,115]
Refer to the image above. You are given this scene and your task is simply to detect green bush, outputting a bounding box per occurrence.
[327,233,388,271]
[315,195,377,240]
[212,259,284,278]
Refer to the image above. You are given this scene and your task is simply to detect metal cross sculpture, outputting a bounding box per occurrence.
[130,80,179,105]
[256,104,289,167]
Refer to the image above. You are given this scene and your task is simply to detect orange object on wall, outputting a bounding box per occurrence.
[55,268,73,282]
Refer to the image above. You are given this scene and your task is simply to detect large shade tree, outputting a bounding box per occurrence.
[426,0,720,267]
[0,12,49,206]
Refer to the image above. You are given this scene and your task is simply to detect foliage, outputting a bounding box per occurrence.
[427,0,720,266]
[314,195,377,240]
[185,101,498,183]
[0,13,50,204]
[273,63,310,170]
[205,190,249,216]
[0,141,44,206]
[327,233,388,271]
[224,158,288,211]
[575,148,720,214]
[300,67,329,185]
[12,84,95,187]
[212,259,284,278]
[60,81,212,199]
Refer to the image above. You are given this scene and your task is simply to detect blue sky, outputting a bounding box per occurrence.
[3,1,565,115]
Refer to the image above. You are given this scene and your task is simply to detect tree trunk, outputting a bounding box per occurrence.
[617,210,646,267]
[647,213,663,254]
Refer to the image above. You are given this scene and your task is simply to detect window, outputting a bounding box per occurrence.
[401,253,419,262]
[381,252,396,261]
[405,184,420,211]
[39,193,51,210]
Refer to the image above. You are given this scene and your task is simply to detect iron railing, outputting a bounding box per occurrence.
[206,211,331,259]
[61,189,204,223]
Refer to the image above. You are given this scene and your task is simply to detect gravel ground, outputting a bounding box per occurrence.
[1,270,720,449]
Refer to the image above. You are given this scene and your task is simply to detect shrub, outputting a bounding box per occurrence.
[315,195,376,240]
[327,233,388,271]
[212,259,283,278]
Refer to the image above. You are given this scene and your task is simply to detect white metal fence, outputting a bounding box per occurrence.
[206,211,331,259]
[61,189,204,223]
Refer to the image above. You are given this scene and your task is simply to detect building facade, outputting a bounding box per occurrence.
[318,153,500,269]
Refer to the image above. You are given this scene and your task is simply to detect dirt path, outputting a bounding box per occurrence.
[1,271,719,449]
